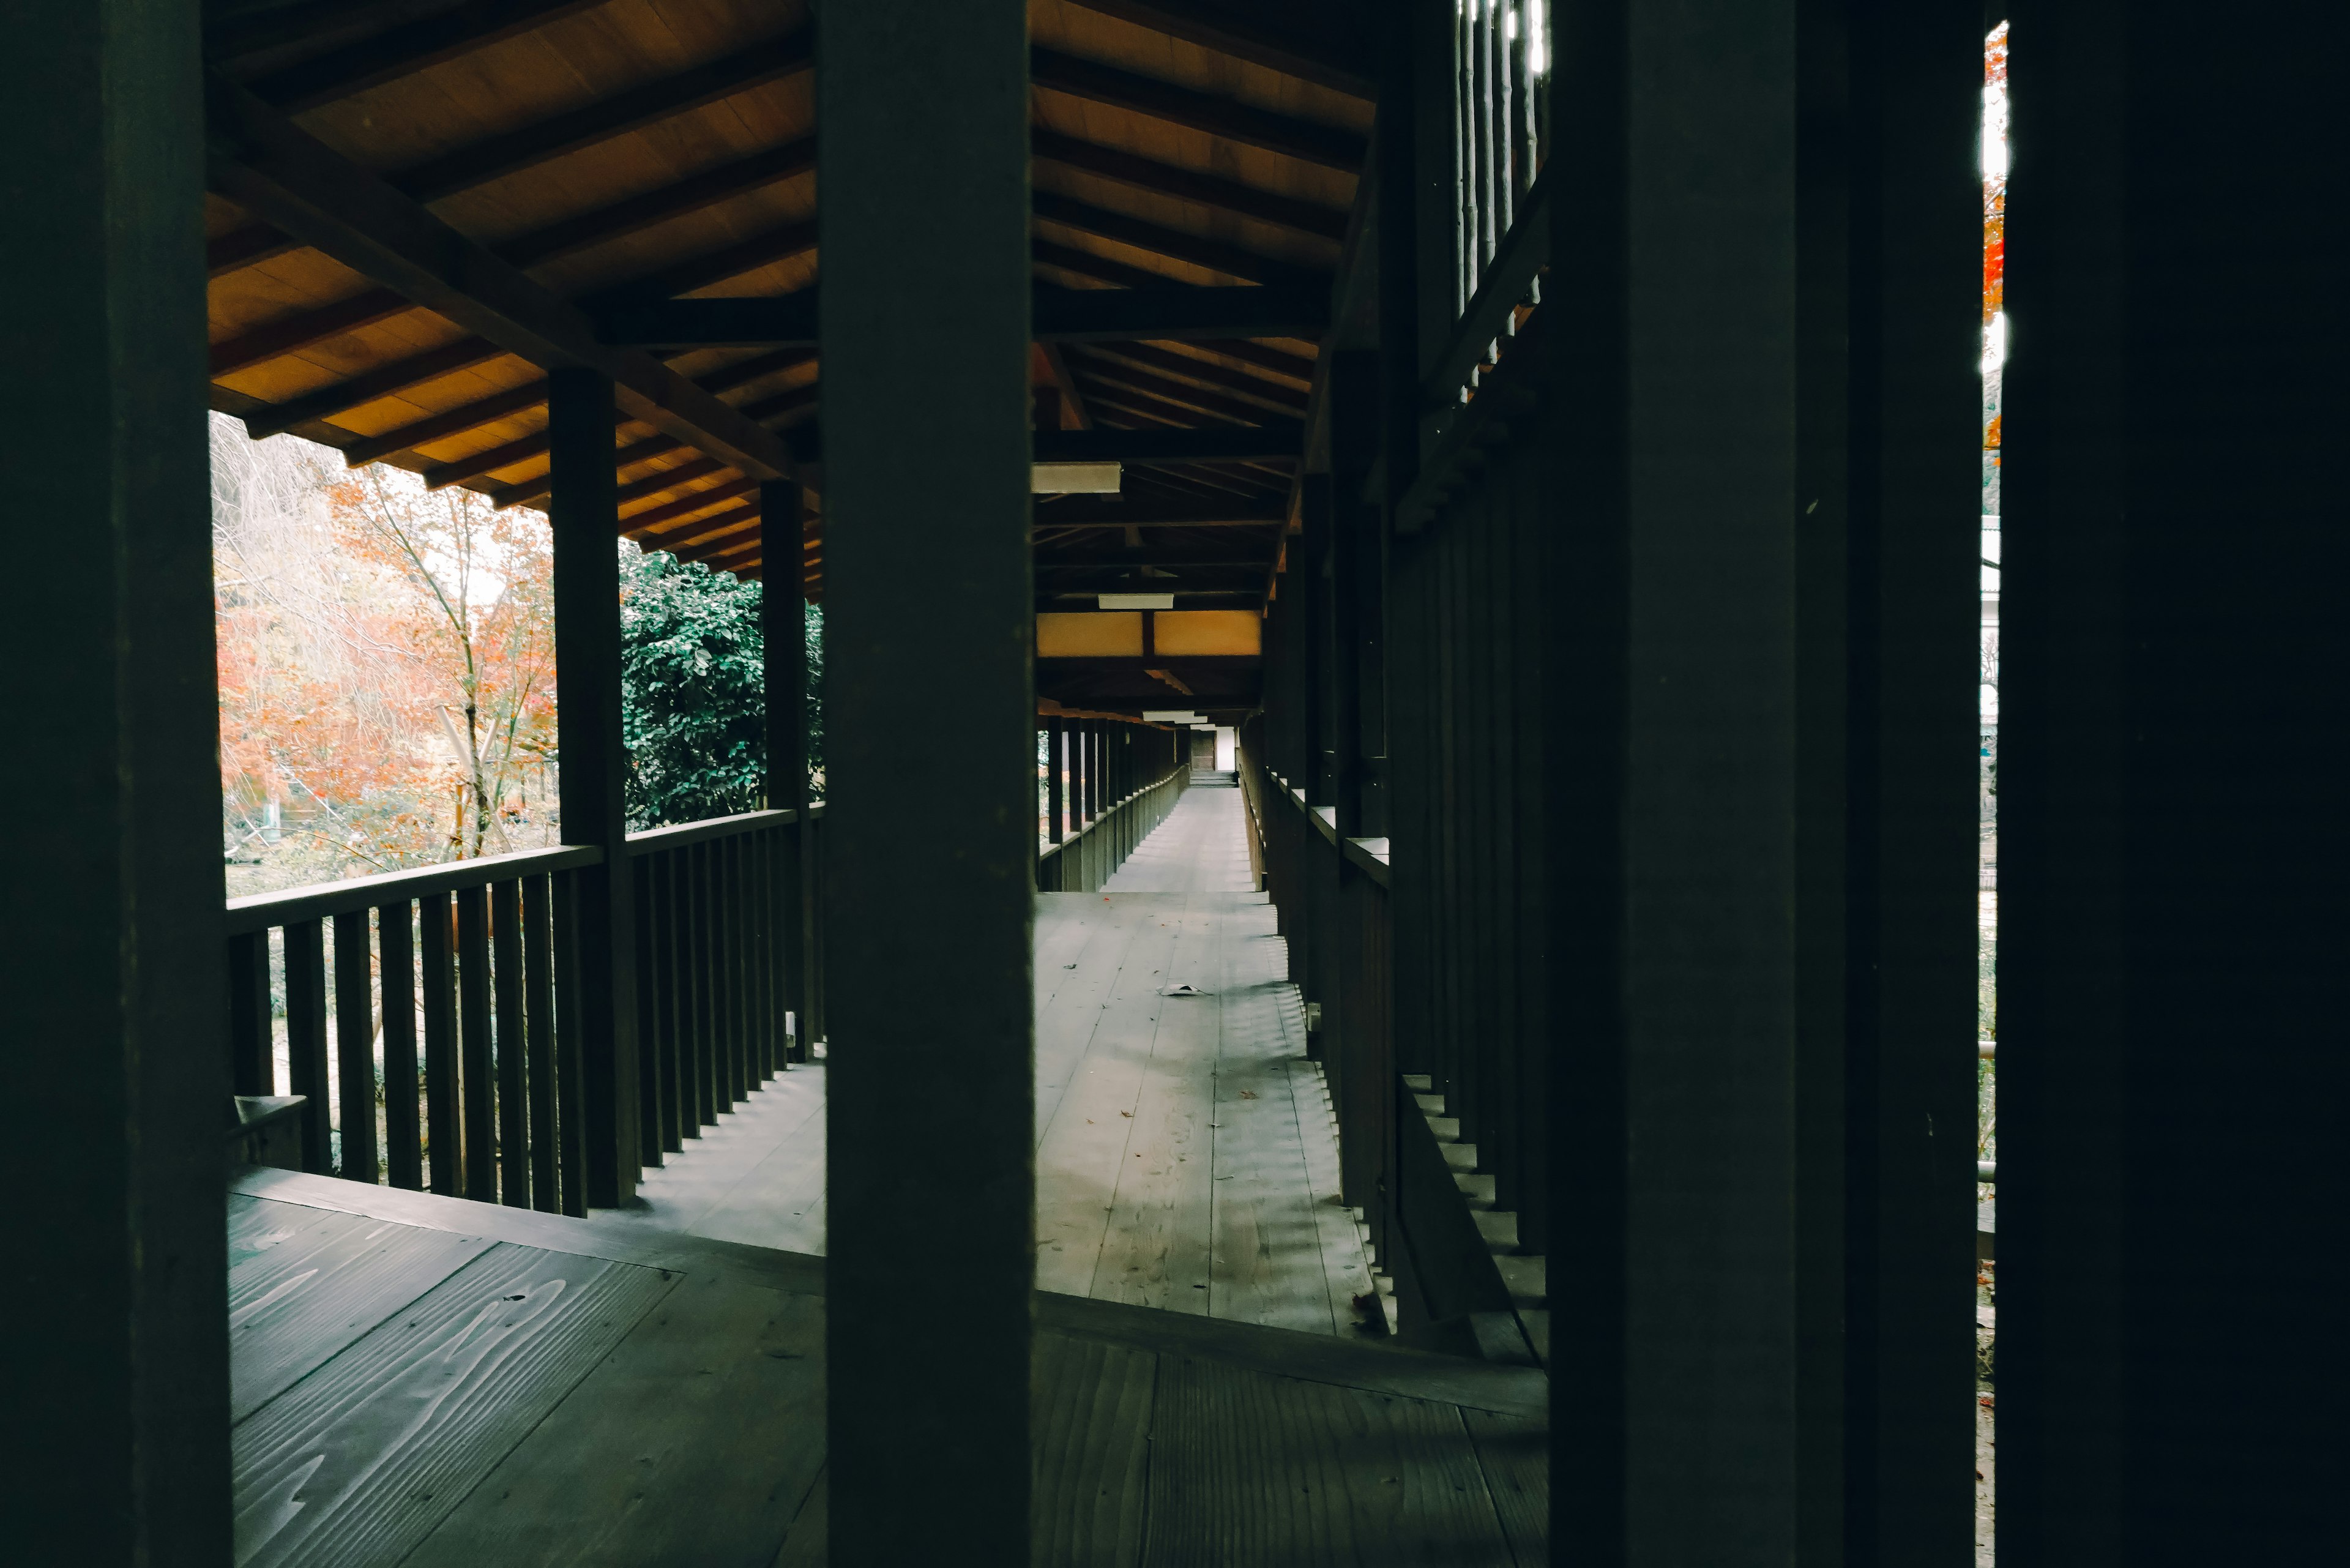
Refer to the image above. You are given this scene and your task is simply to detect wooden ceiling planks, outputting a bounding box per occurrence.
[201,0,1369,605]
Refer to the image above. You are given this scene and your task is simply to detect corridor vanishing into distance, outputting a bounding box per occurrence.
[597,777,1381,1337]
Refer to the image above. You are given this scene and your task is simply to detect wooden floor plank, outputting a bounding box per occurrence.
[1089,893,1222,1313]
[767,1465,826,1568]
[1035,900,1193,1297]
[1209,897,1341,1335]
[231,1200,497,1422]
[1033,893,1160,1141]
[231,1241,674,1568]
[1033,1332,1158,1566]
[1140,1355,1517,1566]
[1102,782,1257,894]
[594,1066,828,1251]
[401,1264,826,1567]
[1462,1409,1551,1566]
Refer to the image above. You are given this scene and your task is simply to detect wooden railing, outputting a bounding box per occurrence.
[628,807,819,1169]
[1037,764,1188,892]
[1431,0,1553,414]
[225,843,605,1213]
[1237,747,1399,1275]
[224,805,825,1209]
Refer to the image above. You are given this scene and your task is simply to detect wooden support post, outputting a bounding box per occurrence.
[549,367,640,1206]
[1537,0,1819,1555]
[2,0,230,1550]
[1999,4,2350,1561]
[821,6,1034,1558]
[1796,2,1985,1558]
[762,479,811,1064]
[1047,716,1067,843]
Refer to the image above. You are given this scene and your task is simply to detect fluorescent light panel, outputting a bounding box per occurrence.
[1032,461,1121,493]
[1098,593,1174,610]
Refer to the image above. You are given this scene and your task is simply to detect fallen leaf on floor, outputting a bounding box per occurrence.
[1238,1090,1257,1099]
[1063,963,1077,969]
[1120,1110,1133,1117]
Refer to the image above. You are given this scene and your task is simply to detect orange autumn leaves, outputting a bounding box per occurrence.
[216,438,558,881]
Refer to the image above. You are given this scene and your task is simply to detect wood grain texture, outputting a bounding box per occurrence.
[229,1201,496,1422]
[402,1267,824,1567]
[767,1465,826,1568]
[1461,1409,1550,1566]
[231,1242,674,1567]
[1033,1333,1158,1564]
[1140,1355,1515,1566]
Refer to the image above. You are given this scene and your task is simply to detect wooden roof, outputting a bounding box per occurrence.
[203,0,1371,643]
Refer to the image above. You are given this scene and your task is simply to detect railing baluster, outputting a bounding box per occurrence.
[523,873,559,1211]
[692,842,718,1125]
[493,878,527,1208]
[282,919,330,1173]
[333,909,378,1182]
[457,884,495,1203]
[379,900,421,1190]
[420,892,459,1193]
[226,930,274,1097]
[631,858,665,1167]
[756,830,777,1080]
[728,837,750,1098]
[652,848,685,1151]
[662,848,696,1140]
[552,868,589,1216]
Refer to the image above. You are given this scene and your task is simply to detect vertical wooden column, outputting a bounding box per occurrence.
[548,368,640,1206]
[820,6,1034,1558]
[1,0,229,1555]
[1807,2,1985,1561]
[1046,716,1066,843]
[762,479,811,1064]
[1540,0,1810,1558]
[2001,4,2349,1562]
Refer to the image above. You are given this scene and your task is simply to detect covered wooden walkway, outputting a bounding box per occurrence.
[600,777,1382,1338]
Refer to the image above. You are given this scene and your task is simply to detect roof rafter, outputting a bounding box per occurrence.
[205,72,794,479]
[210,26,814,277]
[231,0,613,113]
[1031,47,1366,171]
[1062,1,1376,97]
[1031,130,1348,241]
[1032,192,1324,288]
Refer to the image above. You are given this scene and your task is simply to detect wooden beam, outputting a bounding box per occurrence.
[352,346,813,471]
[1037,423,1302,463]
[206,73,795,478]
[214,206,815,381]
[1040,284,1330,343]
[1032,191,1325,286]
[241,336,510,438]
[600,283,1327,348]
[209,27,814,275]
[1061,0,1375,97]
[1038,343,1093,431]
[236,0,610,113]
[1070,355,1304,425]
[1031,45,1367,170]
[1078,340,1310,411]
[1173,337,1319,384]
[1032,129,1349,241]
[621,477,758,532]
[1031,496,1281,527]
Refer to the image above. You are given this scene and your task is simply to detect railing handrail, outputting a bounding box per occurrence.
[1263,770,1392,889]
[624,806,799,854]
[1039,764,1187,862]
[223,843,605,935]
[1427,165,1553,411]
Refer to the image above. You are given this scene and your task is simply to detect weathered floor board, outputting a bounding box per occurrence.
[232,1238,674,1567]
[605,783,1375,1337]
[229,1204,496,1421]
[226,1173,1548,1566]
[1141,1353,1518,1566]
